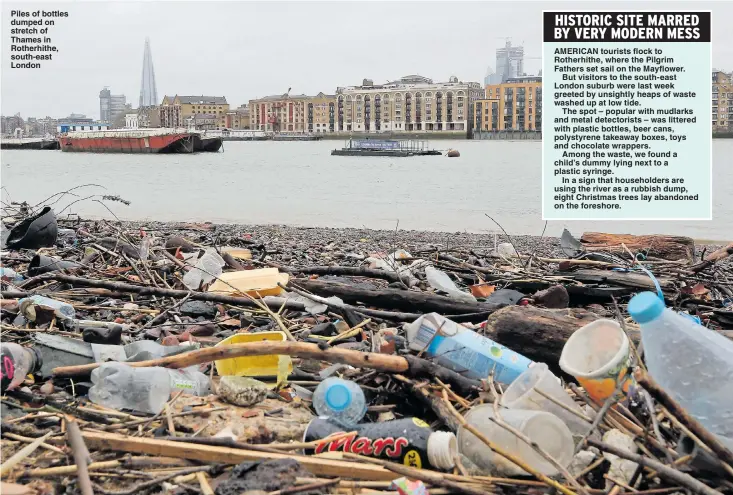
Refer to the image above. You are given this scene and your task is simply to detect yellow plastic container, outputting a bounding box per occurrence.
[214,331,293,378]
[208,268,289,298]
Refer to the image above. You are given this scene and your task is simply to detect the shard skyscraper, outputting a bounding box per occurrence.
[139,38,158,108]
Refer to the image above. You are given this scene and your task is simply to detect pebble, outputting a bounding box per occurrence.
[180,301,218,318]
[217,376,269,407]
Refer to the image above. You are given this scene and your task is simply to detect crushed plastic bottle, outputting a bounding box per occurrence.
[404,313,532,385]
[89,362,210,414]
[0,267,24,284]
[425,266,476,303]
[139,236,153,261]
[1,343,42,393]
[312,377,367,427]
[183,248,225,290]
[628,291,733,449]
[18,295,75,321]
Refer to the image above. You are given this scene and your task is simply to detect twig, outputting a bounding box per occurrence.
[66,418,94,495]
[92,466,214,495]
[137,291,193,332]
[165,404,176,435]
[484,213,522,260]
[535,388,594,423]
[2,432,65,454]
[634,369,733,470]
[267,478,341,495]
[587,438,723,495]
[0,430,53,476]
[196,471,215,495]
[640,388,671,462]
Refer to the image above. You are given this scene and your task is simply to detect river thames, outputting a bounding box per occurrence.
[2,139,731,239]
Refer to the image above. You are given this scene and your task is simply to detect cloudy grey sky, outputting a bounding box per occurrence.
[3,0,732,119]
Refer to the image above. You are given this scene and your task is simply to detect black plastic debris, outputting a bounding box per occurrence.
[5,206,58,250]
[28,254,81,276]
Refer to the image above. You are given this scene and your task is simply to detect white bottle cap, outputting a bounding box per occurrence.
[427,431,457,470]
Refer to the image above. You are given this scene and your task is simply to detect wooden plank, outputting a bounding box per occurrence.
[81,432,394,481]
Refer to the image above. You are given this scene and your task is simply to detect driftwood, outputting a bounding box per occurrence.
[81,432,395,481]
[580,232,695,262]
[485,306,633,376]
[11,273,422,322]
[487,307,733,378]
[690,242,733,273]
[51,340,480,395]
[290,278,505,315]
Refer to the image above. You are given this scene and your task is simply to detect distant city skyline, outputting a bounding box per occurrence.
[2,1,732,119]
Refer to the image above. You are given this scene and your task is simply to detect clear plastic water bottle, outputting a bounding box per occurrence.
[312,377,367,427]
[628,291,733,449]
[18,295,75,321]
[89,362,210,414]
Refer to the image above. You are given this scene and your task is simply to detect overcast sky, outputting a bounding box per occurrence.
[3,0,732,119]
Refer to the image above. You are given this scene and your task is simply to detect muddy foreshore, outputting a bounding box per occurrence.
[114,220,728,262]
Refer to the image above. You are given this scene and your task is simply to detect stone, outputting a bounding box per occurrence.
[217,376,269,407]
[533,285,570,309]
[179,300,217,318]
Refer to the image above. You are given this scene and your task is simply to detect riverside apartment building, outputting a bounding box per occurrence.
[472,76,542,132]
[713,70,732,132]
[335,75,483,135]
[159,96,230,129]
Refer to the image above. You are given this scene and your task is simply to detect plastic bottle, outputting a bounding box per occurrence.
[425,266,477,303]
[404,313,533,385]
[183,248,225,290]
[312,377,367,427]
[89,362,210,414]
[1,343,42,393]
[18,295,75,321]
[0,267,24,284]
[457,404,574,476]
[304,417,456,471]
[628,291,733,449]
[123,340,198,362]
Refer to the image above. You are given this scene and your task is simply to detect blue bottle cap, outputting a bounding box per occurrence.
[325,383,351,411]
[628,291,665,324]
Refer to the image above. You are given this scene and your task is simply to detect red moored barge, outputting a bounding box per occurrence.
[59,129,196,153]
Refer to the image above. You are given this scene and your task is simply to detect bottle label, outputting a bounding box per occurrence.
[414,323,532,384]
[171,376,196,390]
[0,349,16,392]
[304,417,433,469]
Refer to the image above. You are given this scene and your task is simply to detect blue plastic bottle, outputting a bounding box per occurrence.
[312,377,367,427]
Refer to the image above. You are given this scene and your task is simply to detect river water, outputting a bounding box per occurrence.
[2,139,731,239]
